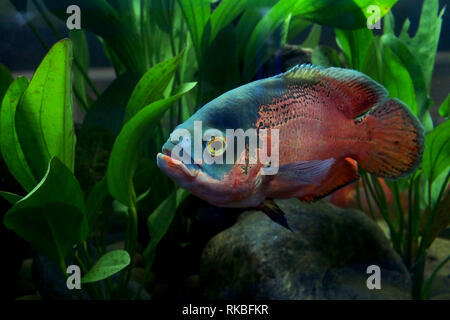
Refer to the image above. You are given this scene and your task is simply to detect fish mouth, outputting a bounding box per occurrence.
[157,147,202,178]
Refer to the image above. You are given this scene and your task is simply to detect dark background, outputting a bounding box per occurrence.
[0,0,448,70]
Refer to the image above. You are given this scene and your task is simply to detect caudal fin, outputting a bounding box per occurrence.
[357,99,424,179]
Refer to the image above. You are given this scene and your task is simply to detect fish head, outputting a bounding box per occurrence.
[157,88,267,207]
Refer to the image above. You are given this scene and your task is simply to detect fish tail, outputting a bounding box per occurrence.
[356,98,424,179]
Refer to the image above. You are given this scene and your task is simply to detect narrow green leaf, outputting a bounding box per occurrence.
[107,82,196,206]
[81,250,130,283]
[86,178,109,229]
[209,0,248,44]
[0,64,13,102]
[178,0,210,58]
[3,157,87,263]
[438,94,450,118]
[15,39,76,181]
[422,121,450,182]
[124,50,185,122]
[0,191,23,204]
[398,0,445,89]
[335,28,373,70]
[69,30,90,109]
[0,77,37,191]
[301,24,322,49]
[312,46,345,68]
[143,188,189,261]
[243,0,295,78]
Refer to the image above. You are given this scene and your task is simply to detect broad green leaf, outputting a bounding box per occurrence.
[69,30,90,109]
[335,28,373,70]
[0,77,37,191]
[287,16,311,41]
[380,45,418,115]
[81,250,130,283]
[15,39,76,181]
[178,0,210,58]
[107,82,196,206]
[301,24,322,49]
[0,64,13,102]
[43,0,144,74]
[86,178,109,230]
[209,0,248,44]
[293,0,398,29]
[422,121,450,182]
[398,0,445,90]
[439,94,449,118]
[381,34,430,118]
[3,157,87,263]
[0,191,23,204]
[143,188,189,262]
[124,50,185,122]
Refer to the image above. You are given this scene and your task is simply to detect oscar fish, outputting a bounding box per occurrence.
[157,64,424,224]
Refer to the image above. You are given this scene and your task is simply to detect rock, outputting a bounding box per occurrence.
[131,267,156,290]
[200,199,411,300]
[178,274,201,300]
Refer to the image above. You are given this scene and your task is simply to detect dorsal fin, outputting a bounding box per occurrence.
[277,64,388,119]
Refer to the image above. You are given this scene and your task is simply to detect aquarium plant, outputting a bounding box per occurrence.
[0,0,448,300]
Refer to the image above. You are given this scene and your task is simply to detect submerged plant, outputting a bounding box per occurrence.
[0,0,447,300]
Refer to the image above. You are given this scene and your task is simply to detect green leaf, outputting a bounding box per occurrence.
[43,0,144,74]
[438,94,450,118]
[294,0,398,29]
[380,45,418,115]
[312,46,345,68]
[178,0,211,58]
[0,64,13,102]
[0,77,37,191]
[301,24,322,49]
[124,50,185,122]
[86,178,109,230]
[81,250,130,283]
[69,30,90,109]
[381,34,430,118]
[243,0,294,77]
[149,0,176,34]
[3,157,87,263]
[107,82,196,206]
[15,39,76,181]
[143,188,189,262]
[422,121,450,182]
[398,0,445,90]
[0,191,23,204]
[335,28,373,70]
[209,0,248,44]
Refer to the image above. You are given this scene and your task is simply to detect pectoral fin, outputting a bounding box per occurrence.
[299,158,359,202]
[276,158,336,186]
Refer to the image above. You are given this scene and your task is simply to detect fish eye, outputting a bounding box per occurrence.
[207,136,226,157]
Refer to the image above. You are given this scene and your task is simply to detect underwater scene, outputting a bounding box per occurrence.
[0,0,449,305]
